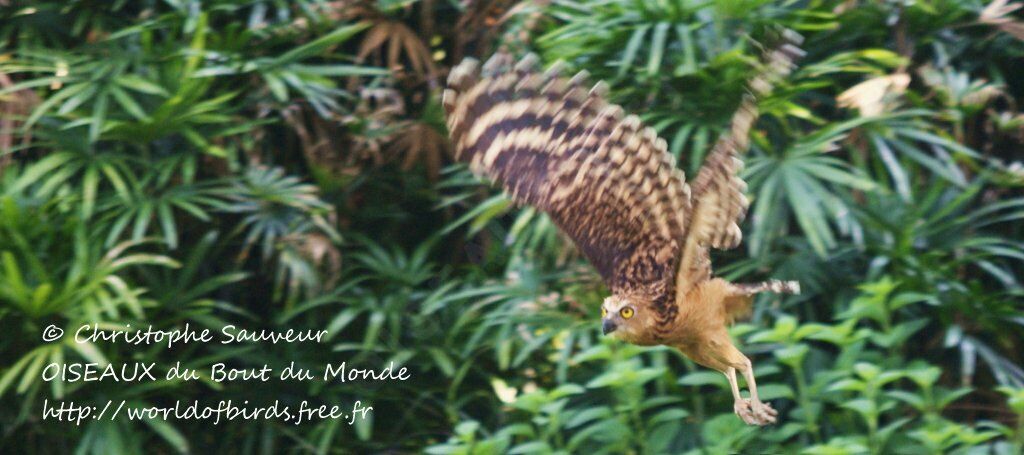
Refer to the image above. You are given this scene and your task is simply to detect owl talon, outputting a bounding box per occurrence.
[733,399,756,425]
[734,398,776,426]
[751,400,777,425]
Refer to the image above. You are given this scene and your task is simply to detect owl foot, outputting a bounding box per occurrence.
[733,398,777,426]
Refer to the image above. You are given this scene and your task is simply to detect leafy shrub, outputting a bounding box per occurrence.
[1,0,1023,453]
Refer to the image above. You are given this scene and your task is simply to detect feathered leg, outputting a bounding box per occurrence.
[680,330,779,426]
[722,343,778,425]
[725,367,756,424]
[718,280,795,425]
[739,358,778,424]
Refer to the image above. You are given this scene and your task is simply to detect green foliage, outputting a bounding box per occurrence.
[1,0,1023,453]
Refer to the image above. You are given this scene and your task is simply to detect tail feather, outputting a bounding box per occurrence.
[735,280,801,296]
[723,280,800,324]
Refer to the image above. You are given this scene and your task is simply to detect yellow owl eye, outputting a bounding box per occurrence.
[601,307,607,318]
[620,307,634,319]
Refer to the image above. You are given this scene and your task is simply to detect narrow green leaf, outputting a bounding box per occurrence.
[647,22,670,75]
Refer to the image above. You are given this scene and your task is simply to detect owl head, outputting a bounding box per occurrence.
[600,294,655,344]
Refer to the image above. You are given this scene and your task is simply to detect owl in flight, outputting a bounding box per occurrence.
[443,32,803,426]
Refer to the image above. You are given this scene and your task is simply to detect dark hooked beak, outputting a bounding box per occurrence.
[602,319,617,335]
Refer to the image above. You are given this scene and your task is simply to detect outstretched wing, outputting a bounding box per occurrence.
[443,53,691,324]
[676,32,805,294]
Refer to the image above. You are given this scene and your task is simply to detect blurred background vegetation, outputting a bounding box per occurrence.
[1,0,1023,453]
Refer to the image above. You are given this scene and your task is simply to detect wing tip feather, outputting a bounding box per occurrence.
[448,58,480,90]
